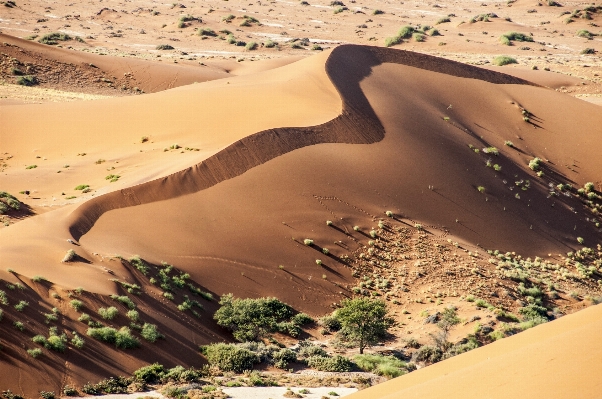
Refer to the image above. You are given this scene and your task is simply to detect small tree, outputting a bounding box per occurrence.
[430,307,461,351]
[334,298,393,354]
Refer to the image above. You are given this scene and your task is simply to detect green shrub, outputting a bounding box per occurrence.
[38,32,71,45]
[110,295,136,309]
[354,354,406,378]
[397,26,415,39]
[115,327,140,349]
[492,55,517,66]
[129,256,149,275]
[0,192,20,213]
[156,44,174,50]
[436,17,451,24]
[0,290,8,305]
[46,334,67,352]
[199,28,217,36]
[306,355,352,372]
[413,32,426,42]
[14,300,28,311]
[16,76,38,86]
[32,335,48,346]
[71,334,85,349]
[88,326,117,343]
[214,294,297,341]
[133,363,165,383]
[140,323,163,343]
[98,306,119,320]
[384,36,402,47]
[576,29,594,38]
[27,348,42,358]
[500,32,534,45]
[126,310,139,321]
[245,41,258,50]
[78,313,91,323]
[272,348,297,369]
[581,48,596,54]
[70,299,83,311]
[62,386,78,397]
[201,343,258,372]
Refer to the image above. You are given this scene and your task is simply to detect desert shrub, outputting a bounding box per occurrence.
[38,32,71,45]
[46,334,67,352]
[156,44,174,50]
[201,343,258,372]
[71,334,85,349]
[162,365,202,383]
[413,32,426,42]
[500,32,533,45]
[265,39,277,48]
[0,290,8,305]
[492,55,517,66]
[319,314,341,332]
[14,300,28,311]
[576,29,594,38]
[62,386,78,397]
[129,256,149,275]
[412,345,443,364]
[384,36,402,47]
[0,192,20,213]
[436,17,451,24]
[98,306,119,320]
[272,348,297,369]
[306,355,352,372]
[78,313,91,323]
[110,295,136,309]
[70,299,83,311]
[115,327,139,349]
[297,341,328,360]
[140,323,163,343]
[88,326,117,343]
[32,335,47,346]
[27,348,42,358]
[397,25,415,39]
[126,310,139,321]
[39,392,55,399]
[441,336,479,360]
[199,28,217,36]
[581,48,595,54]
[133,363,165,383]
[354,354,406,378]
[214,294,297,341]
[518,304,549,322]
[16,75,38,86]
[245,41,258,50]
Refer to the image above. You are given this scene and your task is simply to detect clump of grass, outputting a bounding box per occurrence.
[70,299,83,311]
[156,44,174,50]
[477,186,485,193]
[354,354,407,378]
[245,41,258,50]
[98,306,119,320]
[581,48,596,54]
[74,184,89,190]
[499,32,533,45]
[62,249,76,262]
[199,28,217,36]
[25,163,38,168]
[14,321,25,331]
[141,323,164,343]
[38,32,71,45]
[129,256,148,275]
[265,39,277,48]
[436,17,451,24]
[27,348,42,358]
[14,300,29,312]
[373,9,384,15]
[303,239,314,246]
[492,55,517,66]
[576,29,594,39]
[105,174,120,182]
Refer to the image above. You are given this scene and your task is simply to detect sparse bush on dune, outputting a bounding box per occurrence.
[16,75,38,86]
[156,44,174,50]
[0,192,21,214]
[62,249,76,262]
[492,55,517,66]
[38,32,71,45]
[98,306,119,320]
[499,32,534,45]
[245,41,258,50]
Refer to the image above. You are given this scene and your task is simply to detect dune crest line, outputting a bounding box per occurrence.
[68,45,536,240]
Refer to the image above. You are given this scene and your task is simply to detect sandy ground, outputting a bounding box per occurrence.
[223,386,358,398]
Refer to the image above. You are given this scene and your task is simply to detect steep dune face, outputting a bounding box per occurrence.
[0,45,601,395]
[346,303,602,399]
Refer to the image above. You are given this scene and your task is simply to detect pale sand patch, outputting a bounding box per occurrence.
[222,386,358,398]
[0,81,113,104]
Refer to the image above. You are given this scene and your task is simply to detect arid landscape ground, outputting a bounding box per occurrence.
[0,0,601,398]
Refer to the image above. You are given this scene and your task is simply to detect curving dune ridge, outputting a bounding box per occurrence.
[0,44,601,396]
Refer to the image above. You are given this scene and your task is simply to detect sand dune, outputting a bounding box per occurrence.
[0,44,601,395]
[347,303,602,399]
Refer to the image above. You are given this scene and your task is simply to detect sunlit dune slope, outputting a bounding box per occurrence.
[347,303,602,399]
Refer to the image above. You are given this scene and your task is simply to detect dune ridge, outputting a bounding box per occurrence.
[68,45,536,240]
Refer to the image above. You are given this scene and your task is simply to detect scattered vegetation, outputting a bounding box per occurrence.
[492,55,517,66]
